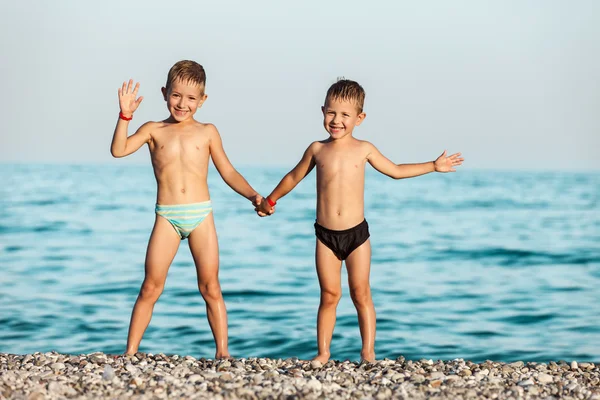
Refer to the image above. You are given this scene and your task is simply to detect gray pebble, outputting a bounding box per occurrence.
[429,371,446,380]
[509,361,524,368]
[537,372,553,384]
[102,364,115,380]
[517,379,534,386]
[306,379,322,391]
[571,361,579,370]
[51,362,65,371]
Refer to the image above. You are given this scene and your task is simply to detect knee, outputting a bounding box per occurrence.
[320,289,342,308]
[350,286,372,307]
[139,280,163,303]
[198,280,222,302]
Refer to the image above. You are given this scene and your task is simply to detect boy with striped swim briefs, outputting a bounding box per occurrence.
[111,60,265,358]
[256,79,464,363]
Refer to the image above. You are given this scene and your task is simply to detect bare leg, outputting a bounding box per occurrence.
[312,239,343,364]
[346,239,376,362]
[126,216,180,355]
[187,213,230,359]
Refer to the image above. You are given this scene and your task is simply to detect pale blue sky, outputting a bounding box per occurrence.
[1,1,598,169]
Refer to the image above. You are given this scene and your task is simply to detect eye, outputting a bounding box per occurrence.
[343,114,350,117]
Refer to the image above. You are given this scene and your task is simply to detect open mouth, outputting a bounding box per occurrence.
[174,109,188,116]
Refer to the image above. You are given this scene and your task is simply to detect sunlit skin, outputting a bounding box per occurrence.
[258,96,464,363]
[111,78,264,359]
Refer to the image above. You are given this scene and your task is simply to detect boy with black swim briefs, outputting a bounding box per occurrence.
[256,79,464,363]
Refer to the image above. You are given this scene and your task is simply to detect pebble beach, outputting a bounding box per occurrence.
[1,352,599,399]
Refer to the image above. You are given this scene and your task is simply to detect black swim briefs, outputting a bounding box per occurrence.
[314,219,370,260]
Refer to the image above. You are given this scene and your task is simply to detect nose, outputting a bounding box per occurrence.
[177,97,185,108]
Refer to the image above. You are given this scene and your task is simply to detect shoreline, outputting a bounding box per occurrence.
[1,352,599,399]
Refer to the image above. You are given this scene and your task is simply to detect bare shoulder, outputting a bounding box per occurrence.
[308,140,323,152]
[355,138,375,148]
[143,120,171,132]
[306,140,325,157]
[139,121,161,131]
[195,122,219,139]
[356,139,379,159]
[197,121,217,131]
[135,121,161,141]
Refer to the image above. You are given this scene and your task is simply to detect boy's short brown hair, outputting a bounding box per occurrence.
[165,60,206,93]
[325,78,365,112]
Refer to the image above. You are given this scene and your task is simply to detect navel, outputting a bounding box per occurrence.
[196,146,200,150]
[181,188,186,193]
[160,145,164,149]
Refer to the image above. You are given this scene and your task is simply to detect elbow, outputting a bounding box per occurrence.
[110,147,124,158]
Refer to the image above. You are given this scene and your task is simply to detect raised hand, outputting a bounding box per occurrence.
[434,150,464,172]
[118,79,144,117]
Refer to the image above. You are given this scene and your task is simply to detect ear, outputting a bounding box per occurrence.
[321,106,325,114]
[161,87,167,101]
[355,112,366,126]
[197,93,208,109]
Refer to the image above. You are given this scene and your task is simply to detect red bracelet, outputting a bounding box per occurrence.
[119,112,133,121]
[266,197,276,207]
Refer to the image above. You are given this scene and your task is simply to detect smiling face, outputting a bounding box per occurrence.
[161,79,207,122]
[322,97,366,140]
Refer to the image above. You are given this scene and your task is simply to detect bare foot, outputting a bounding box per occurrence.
[311,353,330,364]
[215,352,232,360]
[360,352,376,363]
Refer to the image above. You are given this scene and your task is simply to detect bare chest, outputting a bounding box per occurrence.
[315,150,367,184]
[150,131,209,164]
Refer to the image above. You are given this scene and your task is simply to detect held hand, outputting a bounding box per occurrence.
[118,79,144,117]
[250,194,262,208]
[250,195,271,217]
[434,150,464,172]
[254,196,275,217]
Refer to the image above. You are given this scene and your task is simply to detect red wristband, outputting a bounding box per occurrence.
[119,112,133,121]
[266,197,276,207]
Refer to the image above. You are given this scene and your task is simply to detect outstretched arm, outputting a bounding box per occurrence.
[257,142,317,215]
[110,80,150,158]
[209,125,261,205]
[366,143,463,179]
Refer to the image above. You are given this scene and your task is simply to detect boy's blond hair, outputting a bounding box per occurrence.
[165,60,206,93]
[325,78,365,112]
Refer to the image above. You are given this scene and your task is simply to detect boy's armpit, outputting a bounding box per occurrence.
[363,141,378,161]
[365,142,403,179]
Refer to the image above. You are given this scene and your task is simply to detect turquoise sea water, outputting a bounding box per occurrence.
[1,165,599,362]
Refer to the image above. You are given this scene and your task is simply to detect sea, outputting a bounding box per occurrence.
[1,164,599,363]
